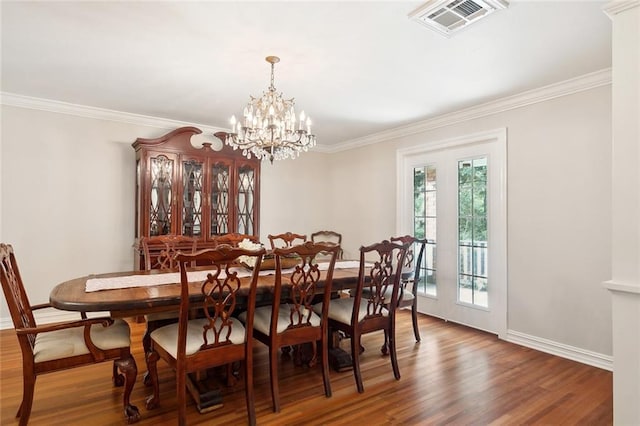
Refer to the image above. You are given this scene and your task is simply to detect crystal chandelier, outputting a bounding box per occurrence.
[225,56,316,164]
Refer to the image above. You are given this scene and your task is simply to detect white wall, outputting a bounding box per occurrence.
[259,150,332,243]
[329,85,613,357]
[0,82,613,362]
[0,106,330,324]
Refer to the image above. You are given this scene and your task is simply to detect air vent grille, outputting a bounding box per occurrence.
[409,0,508,38]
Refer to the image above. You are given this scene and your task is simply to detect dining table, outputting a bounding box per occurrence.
[49,260,363,414]
[49,261,363,317]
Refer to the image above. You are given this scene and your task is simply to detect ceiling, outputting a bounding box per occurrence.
[0,1,611,149]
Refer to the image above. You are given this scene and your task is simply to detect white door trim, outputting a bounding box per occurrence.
[396,127,508,339]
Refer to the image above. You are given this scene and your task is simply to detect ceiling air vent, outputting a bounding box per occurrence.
[409,0,508,38]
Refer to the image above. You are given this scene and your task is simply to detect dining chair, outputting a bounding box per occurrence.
[141,234,198,270]
[239,241,340,412]
[0,243,140,425]
[311,230,344,259]
[362,235,427,347]
[144,244,266,426]
[313,239,409,393]
[140,235,198,380]
[267,232,307,249]
[390,235,427,343]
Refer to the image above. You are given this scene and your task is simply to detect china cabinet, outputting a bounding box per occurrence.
[132,127,260,268]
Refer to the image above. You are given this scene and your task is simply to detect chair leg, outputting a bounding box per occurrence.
[411,303,421,342]
[381,329,389,356]
[320,336,332,398]
[389,325,401,381]
[245,355,256,426]
[113,361,124,387]
[177,367,187,426]
[351,330,364,393]
[17,371,35,426]
[142,320,157,386]
[145,350,160,410]
[114,355,140,424]
[307,341,318,368]
[269,345,280,412]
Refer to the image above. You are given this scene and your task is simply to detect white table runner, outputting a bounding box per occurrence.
[85,260,362,292]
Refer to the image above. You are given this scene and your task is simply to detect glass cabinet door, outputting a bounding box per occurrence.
[181,159,204,237]
[149,154,176,236]
[236,164,257,235]
[209,160,231,237]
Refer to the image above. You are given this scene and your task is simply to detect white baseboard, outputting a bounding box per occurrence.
[506,329,613,371]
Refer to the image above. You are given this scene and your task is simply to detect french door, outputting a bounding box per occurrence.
[397,129,507,337]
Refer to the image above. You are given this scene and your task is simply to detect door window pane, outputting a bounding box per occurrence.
[457,157,488,307]
[414,165,437,297]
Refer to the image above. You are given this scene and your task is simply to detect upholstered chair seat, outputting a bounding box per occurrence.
[34,319,131,363]
[313,297,389,325]
[361,285,415,306]
[241,304,321,336]
[150,317,247,358]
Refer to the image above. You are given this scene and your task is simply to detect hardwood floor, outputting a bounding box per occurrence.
[0,311,612,425]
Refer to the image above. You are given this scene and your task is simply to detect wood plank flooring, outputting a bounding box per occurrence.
[0,311,612,425]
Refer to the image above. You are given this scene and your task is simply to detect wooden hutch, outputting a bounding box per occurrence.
[132,127,260,269]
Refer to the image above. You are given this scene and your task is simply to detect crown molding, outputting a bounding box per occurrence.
[603,0,639,18]
[0,92,227,135]
[325,68,612,154]
[1,67,612,154]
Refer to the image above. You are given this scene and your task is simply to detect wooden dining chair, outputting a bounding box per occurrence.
[267,232,307,249]
[144,245,266,426]
[313,239,409,393]
[390,235,427,343]
[141,234,198,271]
[0,243,140,425]
[311,230,344,259]
[240,241,340,412]
[139,235,198,379]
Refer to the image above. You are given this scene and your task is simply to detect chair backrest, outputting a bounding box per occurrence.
[311,230,343,259]
[140,235,197,271]
[311,230,342,245]
[352,240,409,324]
[267,232,307,249]
[390,235,428,283]
[0,244,36,346]
[214,233,260,247]
[272,241,340,334]
[175,245,266,354]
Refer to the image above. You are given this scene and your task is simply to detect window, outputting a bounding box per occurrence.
[457,157,488,307]
[413,165,437,296]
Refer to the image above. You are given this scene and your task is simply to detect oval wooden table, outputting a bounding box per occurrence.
[50,263,362,414]
[50,265,361,316]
